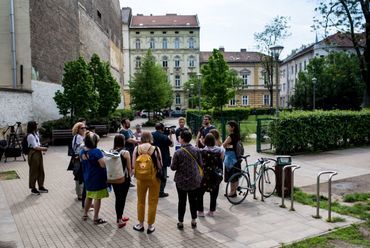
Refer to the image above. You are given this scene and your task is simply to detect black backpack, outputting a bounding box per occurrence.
[21,134,30,155]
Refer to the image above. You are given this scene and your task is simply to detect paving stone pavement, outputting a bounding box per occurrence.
[0,120,369,248]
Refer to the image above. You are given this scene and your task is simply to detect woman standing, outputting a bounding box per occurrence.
[171,130,202,230]
[27,121,48,195]
[132,131,162,234]
[111,135,131,228]
[197,133,224,217]
[81,131,108,225]
[71,122,86,200]
[223,121,241,197]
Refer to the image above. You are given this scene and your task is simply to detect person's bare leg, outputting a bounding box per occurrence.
[83,198,92,218]
[93,199,101,220]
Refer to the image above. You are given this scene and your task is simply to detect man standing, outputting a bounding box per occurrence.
[119,119,139,158]
[175,117,188,150]
[196,115,216,148]
[152,123,173,198]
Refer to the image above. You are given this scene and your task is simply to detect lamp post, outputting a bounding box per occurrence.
[269,45,284,117]
[197,73,202,112]
[312,77,317,110]
[190,83,194,109]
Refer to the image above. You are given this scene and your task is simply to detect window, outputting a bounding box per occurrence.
[97,10,102,20]
[162,31,167,34]
[299,63,302,72]
[135,57,141,68]
[150,31,154,34]
[175,94,181,105]
[162,56,168,68]
[188,56,195,68]
[295,64,297,74]
[263,94,270,106]
[174,56,180,68]
[240,69,251,86]
[175,75,181,87]
[174,38,180,49]
[149,38,155,49]
[135,39,141,49]
[229,97,236,106]
[175,31,179,34]
[304,60,307,70]
[242,96,249,106]
[162,38,167,49]
[188,38,195,49]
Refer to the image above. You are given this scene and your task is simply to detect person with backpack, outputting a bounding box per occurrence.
[26,121,48,195]
[70,122,87,201]
[197,133,224,217]
[110,135,131,228]
[132,131,162,234]
[171,130,202,230]
[80,131,108,225]
[223,120,241,197]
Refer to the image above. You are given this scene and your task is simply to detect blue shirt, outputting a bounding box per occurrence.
[80,148,107,191]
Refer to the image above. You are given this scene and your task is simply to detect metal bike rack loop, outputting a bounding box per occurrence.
[280,164,301,210]
[253,163,258,200]
[313,171,338,222]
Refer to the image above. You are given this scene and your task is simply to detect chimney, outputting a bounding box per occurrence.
[240,48,247,52]
[219,46,225,52]
[166,13,177,16]
[137,14,143,16]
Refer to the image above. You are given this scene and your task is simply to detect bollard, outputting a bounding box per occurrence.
[313,171,338,221]
[280,164,300,209]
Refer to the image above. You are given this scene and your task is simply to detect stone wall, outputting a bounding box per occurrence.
[31,80,62,123]
[0,90,33,128]
[30,0,80,84]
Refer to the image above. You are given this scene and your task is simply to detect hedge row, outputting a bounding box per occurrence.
[186,107,251,121]
[269,110,370,154]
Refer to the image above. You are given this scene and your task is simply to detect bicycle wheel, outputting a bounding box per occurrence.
[225,172,250,205]
[258,167,276,198]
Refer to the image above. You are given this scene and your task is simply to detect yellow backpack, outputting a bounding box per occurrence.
[135,146,155,181]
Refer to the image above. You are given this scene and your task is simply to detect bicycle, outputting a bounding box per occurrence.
[225,155,277,205]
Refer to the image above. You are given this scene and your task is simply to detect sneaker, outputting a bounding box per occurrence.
[191,220,197,228]
[177,222,184,230]
[133,223,144,232]
[147,225,155,234]
[31,188,40,195]
[159,192,169,198]
[197,211,205,217]
[206,211,214,217]
[39,187,48,193]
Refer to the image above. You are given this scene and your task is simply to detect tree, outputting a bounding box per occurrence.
[129,50,173,118]
[254,16,291,107]
[290,52,364,110]
[201,49,241,111]
[183,74,202,109]
[54,57,97,119]
[89,54,121,118]
[314,0,370,106]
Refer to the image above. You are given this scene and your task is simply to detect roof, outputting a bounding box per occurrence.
[130,14,199,28]
[200,50,265,64]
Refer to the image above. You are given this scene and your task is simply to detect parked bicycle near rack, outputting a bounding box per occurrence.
[225,156,277,205]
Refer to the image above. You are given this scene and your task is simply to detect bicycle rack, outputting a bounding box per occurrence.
[253,163,258,200]
[280,164,301,210]
[313,171,338,222]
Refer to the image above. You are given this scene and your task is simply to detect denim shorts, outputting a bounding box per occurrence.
[224,150,237,171]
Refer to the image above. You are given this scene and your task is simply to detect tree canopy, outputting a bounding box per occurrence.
[201,49,241,111]
[290,52,364,110]
[129,50,173,114]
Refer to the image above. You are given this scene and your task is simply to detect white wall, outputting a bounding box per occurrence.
[0,90,33,127]
[31,80,62,123]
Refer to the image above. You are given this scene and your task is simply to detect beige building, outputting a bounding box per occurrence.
[122,9,200,109]
[200,48,277,108]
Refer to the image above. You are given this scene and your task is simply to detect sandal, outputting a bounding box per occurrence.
[94,218,107,225]
[117,221,126,229]
[122,216,129,222]
[82,215,88,221]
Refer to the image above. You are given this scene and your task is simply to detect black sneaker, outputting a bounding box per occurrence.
[39,187,48,193]
[159,192,169,198]
[31,188,40,195]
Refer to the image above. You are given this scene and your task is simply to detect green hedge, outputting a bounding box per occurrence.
[110,109,135,121]
[186,107,251,121]
[270,110,370,154]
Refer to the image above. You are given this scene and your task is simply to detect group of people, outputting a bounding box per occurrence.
[25,114,242,234]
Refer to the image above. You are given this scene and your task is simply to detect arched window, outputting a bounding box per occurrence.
[149,38,155,49]
[240,69,251,86]
[188,56,195,68]
[135,57,141,68]
[174,56,181,68]
[162,38,168,49]
[174,37,180,49]
[175,94,181,105]
[188,37,195,49]
[162,56,168,68]
[135,39,141,49]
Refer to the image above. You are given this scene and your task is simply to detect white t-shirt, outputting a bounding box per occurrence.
[27,133,41,149]
[72,134,84,154]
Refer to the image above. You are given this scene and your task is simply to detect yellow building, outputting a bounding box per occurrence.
[200,48,277,108]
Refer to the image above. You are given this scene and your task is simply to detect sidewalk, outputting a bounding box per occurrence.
[0,125,369,247]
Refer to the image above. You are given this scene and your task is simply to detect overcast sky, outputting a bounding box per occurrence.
[119,0,321,58]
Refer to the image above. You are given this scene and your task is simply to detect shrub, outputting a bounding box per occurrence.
[186,108,250,121]
[269,110,370,154]
[111,109,135,121]
[40,117,73,139]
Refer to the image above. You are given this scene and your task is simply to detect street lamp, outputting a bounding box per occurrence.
[270,45,284,117]
[197,72,202,112]
[190,83,194,109]
[312,77,317,110]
